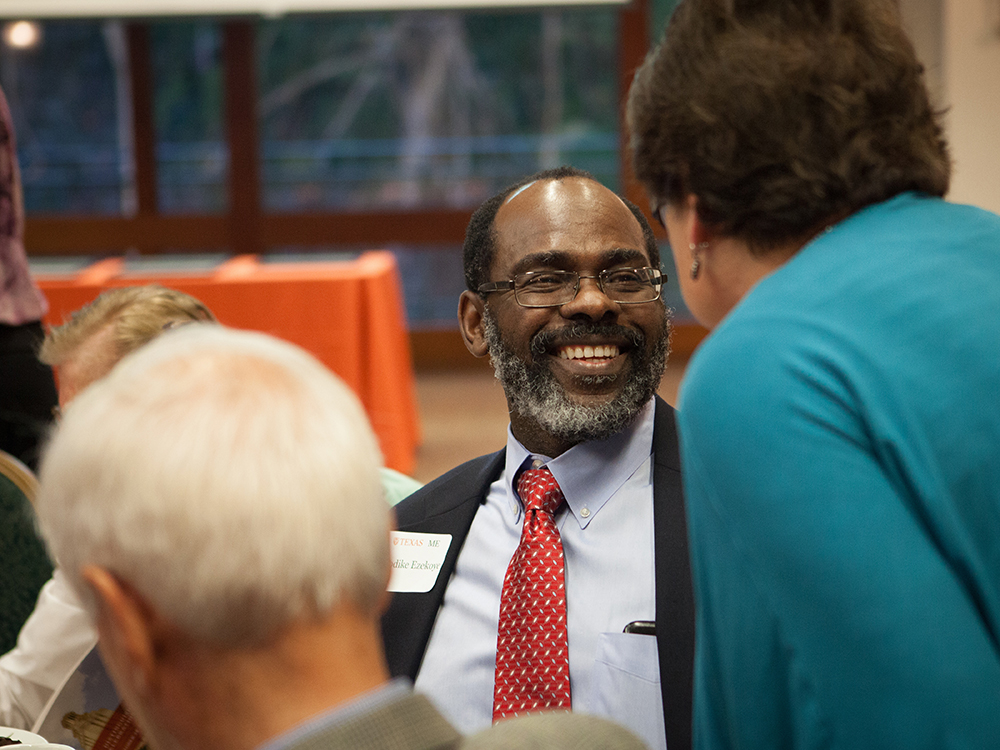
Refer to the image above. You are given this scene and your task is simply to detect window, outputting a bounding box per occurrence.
[257,9,619,212]
[1,21,128,213]
[151,21,226,213]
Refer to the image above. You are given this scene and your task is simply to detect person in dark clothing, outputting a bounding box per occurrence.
[0,84,56,472]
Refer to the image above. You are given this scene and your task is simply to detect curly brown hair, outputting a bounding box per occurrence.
[627,0,950,252]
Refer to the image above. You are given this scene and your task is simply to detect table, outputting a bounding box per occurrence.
[34,251,420,474]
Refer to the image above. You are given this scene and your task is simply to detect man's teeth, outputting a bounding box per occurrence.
[558,344,620,360]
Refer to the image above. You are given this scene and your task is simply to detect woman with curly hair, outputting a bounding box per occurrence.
[628,1,1000,747]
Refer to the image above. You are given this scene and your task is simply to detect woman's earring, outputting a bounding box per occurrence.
[689,243,703,280]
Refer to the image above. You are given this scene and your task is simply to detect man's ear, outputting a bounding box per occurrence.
[82,566,159,696]
[458,291,490,358]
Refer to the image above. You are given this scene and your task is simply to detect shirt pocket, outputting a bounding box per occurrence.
[590,632,666,749]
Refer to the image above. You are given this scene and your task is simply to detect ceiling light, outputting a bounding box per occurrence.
[2,21,42,50]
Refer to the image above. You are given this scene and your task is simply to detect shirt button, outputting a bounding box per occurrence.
[580,507,591,518]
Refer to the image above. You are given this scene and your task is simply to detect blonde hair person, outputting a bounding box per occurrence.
[33,326,645,750]
[39,286,216,407]
[36,284,417,503]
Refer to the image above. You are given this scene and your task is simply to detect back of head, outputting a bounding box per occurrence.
[36,326,389,646]
[628,0,950,250]
[39,285,216,368]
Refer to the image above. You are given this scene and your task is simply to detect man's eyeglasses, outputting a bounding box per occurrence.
[477,267,663,308]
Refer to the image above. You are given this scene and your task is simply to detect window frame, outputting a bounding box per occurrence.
[23,2,657,256]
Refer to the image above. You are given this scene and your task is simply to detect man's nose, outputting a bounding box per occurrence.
[559,276,617,322]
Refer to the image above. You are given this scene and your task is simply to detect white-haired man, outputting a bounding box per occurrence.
[32,326,645,750]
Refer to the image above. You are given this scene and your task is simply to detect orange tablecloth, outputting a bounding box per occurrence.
[36,251,420,474]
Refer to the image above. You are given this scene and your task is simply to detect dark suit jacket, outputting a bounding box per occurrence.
[381,396,694,750]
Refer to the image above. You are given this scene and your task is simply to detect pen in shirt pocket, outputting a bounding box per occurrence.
[623,620,656,636]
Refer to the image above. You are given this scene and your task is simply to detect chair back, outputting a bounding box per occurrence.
[0,450,53,653]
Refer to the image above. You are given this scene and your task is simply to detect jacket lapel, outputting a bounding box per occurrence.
[382,451,505,679]
[651,396,694,750]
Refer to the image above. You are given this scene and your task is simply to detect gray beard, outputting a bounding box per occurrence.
[482,309,669,445]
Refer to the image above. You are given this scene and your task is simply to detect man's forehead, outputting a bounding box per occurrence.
[499,176,627,214]
[57,324,118,397]
[503,179,539,205]
[493,177,644,265]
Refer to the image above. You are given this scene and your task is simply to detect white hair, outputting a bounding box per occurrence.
[36,326,389,646]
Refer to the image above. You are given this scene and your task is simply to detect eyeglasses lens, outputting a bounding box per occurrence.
[513,269,660,307]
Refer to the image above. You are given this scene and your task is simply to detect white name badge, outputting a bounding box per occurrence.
[387,531,452,593]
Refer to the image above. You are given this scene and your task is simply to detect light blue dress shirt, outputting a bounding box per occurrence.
[415,399,665,750]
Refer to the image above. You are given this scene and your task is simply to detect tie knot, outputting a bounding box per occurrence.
[516,466,564,515]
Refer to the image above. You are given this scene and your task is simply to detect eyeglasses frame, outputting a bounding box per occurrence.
[476,267,664,308]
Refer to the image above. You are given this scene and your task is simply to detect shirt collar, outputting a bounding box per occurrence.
[258,678,411,750]
[503,398,656,529]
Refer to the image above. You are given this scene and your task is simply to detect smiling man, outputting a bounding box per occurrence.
[382,167,693,750]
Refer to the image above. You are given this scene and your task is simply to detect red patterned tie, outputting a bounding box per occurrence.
[492,465,571,721]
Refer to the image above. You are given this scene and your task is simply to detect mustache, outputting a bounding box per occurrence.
[529,323,645,358]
